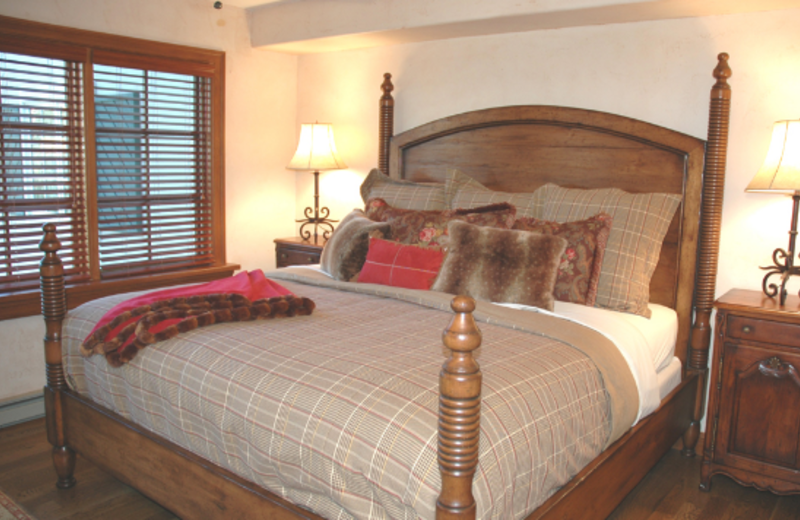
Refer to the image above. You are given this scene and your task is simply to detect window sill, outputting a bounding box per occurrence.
[0,263,241,321]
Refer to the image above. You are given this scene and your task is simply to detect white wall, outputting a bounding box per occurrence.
[296,8,800,306]
[0,0,298,401]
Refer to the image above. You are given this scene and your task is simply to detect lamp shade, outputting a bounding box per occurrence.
[286,123,347,171]
[746,120,800,194]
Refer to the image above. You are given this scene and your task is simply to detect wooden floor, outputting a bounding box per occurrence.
[1,418,799,519]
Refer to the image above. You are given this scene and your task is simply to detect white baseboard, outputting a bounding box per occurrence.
[0,391,45,429]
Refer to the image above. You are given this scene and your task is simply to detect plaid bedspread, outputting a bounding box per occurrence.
[62,268,637,520]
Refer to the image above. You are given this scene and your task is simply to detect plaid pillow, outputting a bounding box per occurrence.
[360,168,446,210]
[513,213,612,306]
[542,185,681,317]
[358,238,445,290]
[365,197,516,249]
[444,168,553,217]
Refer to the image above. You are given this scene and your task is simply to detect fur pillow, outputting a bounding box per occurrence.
[320,209,390,281]
[360,168,446,210]
[431,220,567,311]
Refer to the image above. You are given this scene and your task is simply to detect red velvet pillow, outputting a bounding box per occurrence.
[357,238,445,290]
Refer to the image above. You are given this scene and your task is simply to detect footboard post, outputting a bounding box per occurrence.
[437,296,482,520]
[39,223,76,489]
[684,53,732,457]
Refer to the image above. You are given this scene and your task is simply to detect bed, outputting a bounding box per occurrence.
[38,53,732,519]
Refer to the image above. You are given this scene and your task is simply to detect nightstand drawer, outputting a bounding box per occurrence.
[728,315,800,348]
[277,248,321,267]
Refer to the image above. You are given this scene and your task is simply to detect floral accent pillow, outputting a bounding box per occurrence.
[365,198,516,248]
[513,213,612,306]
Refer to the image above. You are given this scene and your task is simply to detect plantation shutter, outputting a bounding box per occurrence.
[93,64,213,278]
[0,51,88,292]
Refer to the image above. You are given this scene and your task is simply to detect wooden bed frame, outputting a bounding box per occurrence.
[39,54,731,519]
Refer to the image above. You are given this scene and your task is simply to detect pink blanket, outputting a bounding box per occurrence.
[85,270,293,347]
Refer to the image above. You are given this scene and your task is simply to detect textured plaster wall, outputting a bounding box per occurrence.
[0,0,298,401]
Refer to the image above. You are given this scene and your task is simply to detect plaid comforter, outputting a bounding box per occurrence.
[62,268,637,520]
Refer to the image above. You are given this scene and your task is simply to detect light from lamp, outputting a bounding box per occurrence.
[287,123,347,172]
[746,120,800,194]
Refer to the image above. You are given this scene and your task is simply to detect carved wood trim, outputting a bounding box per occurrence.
[39,223,77,489]
[378,73,394,174]
[689,53,732,373]
[437,296,482,520]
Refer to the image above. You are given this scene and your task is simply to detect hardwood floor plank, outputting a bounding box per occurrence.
[2,419,799,519]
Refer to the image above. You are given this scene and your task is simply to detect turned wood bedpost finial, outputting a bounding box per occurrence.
[379,72,394,175]
[684,52,732,457]
[39,223,76,489]
[437,296,482,520]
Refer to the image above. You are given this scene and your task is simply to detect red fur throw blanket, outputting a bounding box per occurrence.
[82,293,315,367]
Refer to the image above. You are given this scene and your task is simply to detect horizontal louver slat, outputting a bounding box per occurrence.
[0,52,88,289]
[93,64,213,278]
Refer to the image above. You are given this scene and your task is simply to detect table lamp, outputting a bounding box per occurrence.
[746,120,800,305]
[286,123,347,243]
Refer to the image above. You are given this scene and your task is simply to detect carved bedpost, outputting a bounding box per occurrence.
[379,73,394,175]
[683,53,732,457]
[40,223,76,489]
[437,296,482,520]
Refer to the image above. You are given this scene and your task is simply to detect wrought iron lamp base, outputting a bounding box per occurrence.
[296,170,338,245]
[760,193,800,306]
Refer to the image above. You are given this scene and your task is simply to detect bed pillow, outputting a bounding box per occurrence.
[365,197,516,248]
[360,168,446,210]
[357,238,445,290]
[513,213,612,306]
[431,220,567,311]
[542,184,681,317]
[444,168,553,218]
[319,209,390,281]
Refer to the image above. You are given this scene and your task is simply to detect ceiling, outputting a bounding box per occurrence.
[222,0,800,54]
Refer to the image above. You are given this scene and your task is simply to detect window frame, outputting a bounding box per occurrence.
[0,15,237,320]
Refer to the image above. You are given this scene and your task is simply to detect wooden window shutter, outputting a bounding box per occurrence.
[93,65,214,278]
[0,51,89,292]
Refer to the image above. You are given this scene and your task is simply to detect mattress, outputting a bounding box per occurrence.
[60,271,644,520]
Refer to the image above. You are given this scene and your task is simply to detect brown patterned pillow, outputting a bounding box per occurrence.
[513,213,612,306]
[360,168,446,210]
[543,184,681,317]
[365,197,516,248]
[320,209,390,281]
[431,220,567,311]
[444,168,553,217]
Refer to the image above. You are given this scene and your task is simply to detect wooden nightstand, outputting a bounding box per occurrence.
[701,288,800,495]
[274,237,326,268]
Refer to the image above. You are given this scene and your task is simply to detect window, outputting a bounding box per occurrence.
[0,16,233,319]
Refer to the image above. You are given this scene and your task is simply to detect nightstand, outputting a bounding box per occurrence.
[274,237,326,268]
[701,288,800,495]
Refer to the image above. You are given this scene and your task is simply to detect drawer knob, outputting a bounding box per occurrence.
[741,325,752,334]
[281,253,288,259]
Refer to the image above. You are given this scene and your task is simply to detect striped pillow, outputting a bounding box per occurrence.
[542,184,681,317]
[444,168,553,217]
[360,168,446,210]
